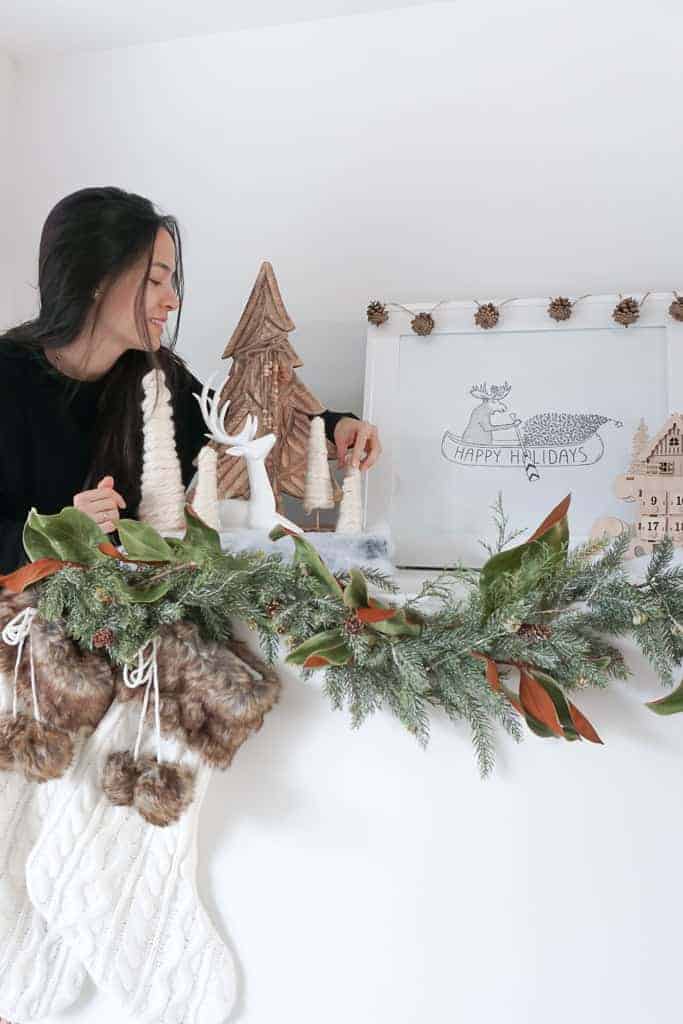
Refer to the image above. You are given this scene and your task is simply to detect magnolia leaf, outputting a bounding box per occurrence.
[270,525,343,598]
[368,608,422,637]
[286,628,350,666]
[303,643,353,668]
[532,670,580,741]
[23,507,108,566]
[182,504,222,555]
[343,569,370,610]
[518,668,564,737]
[479,495,571,620]
[646,678,683,716]
[22,521,60,563]
[116,519,174,562]
[357,606,397,624]
[524,716,561,739]
[567,701,603,744]
[0,558,68,593]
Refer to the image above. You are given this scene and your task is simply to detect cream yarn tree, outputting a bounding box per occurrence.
[303,416,335,526]
[336,467,363,534]
[191,446,220,530]
[138,369,185,532]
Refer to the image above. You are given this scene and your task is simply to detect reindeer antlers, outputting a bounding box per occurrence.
[469,381,511,400]
[194,370,258,446]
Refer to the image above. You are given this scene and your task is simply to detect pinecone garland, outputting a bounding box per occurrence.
[474,302,500,329]
[516,622,552,642]
[366,300,389,326]
[92,627,115,649]
[411,312,435,336]
[548,296,572,322]
[612,296,640,327]
[669,293,683,322]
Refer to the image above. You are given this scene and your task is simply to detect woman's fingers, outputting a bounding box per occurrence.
[350,424,371,469]
[74,477,126,533]
[360,429,382,470]
[350,423,382,471]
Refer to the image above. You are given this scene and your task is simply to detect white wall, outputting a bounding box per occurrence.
[0,50,17,331]
[7,4,683,1023]
[9,0,683,414]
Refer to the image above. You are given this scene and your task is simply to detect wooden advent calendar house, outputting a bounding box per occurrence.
[619,414,683,549]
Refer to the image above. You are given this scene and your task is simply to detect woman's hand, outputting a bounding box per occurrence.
[334,417,383,471]
[73,475,127,533]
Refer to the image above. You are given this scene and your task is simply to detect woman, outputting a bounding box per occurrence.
[0,187,382,573]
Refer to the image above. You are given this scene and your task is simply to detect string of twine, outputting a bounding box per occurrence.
[2,607,40,722]
[381,292,670,317]
[124,637,162,763]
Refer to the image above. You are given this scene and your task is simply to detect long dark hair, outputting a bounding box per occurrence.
[0,186,190,512]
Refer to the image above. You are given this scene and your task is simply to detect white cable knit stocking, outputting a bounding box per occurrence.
[0,679,87,1022]
[25,697,238,1024]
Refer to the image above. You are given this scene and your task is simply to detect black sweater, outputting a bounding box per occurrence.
[0,343,355,573]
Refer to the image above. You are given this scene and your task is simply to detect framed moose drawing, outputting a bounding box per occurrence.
[362,293,683,567]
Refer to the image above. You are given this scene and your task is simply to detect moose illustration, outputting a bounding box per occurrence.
[462,381,521,444]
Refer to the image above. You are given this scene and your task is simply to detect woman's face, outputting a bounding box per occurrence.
[96,226,179,353]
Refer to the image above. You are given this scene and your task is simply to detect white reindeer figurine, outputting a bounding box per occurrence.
[195,373,302,535]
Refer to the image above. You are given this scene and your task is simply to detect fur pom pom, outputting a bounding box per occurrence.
[103,751,139,806]
[134,761,195,827]
[0,713,26,772]
[20,719,73,782]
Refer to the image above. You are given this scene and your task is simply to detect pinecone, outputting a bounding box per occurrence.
[548,296,572,322]
[669,293,683,322]
[612,296,640,327]
[265,600,281,618]
[366,300,389,327]
[411,312,435,336]
[92,627,114,650]
[516,622,552,642]
[94,587,113,606]
[342,612,364,636]
[474,302,499,329]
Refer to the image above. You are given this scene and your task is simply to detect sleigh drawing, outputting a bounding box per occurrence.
[441,382,622,480]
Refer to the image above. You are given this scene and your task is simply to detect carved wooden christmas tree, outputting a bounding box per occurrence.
[214,261,339,510]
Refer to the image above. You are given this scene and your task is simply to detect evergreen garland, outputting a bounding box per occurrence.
[3,495,683,777]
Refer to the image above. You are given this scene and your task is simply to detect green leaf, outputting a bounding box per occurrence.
[524,715,560,739]
[23,507,108,565]
[647,678,683,715]
[533,671,580,740]
[343,568,369,609]
[270,525,343,598]
[117,519,174,562]
[479,495,571,620]
[22,520,61,563]
[110,576,172,605]
[182,504,222,555]
[368,607,422,638]
[286,628,349,666]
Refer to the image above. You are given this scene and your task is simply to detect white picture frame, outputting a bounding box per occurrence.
[362,293,683,568]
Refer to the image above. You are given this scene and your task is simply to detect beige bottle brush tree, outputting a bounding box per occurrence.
[138,369,186,532]
[303,416,335,528]
[336,467,363,534]
[211,261,341,512]
[191,446,220,530]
